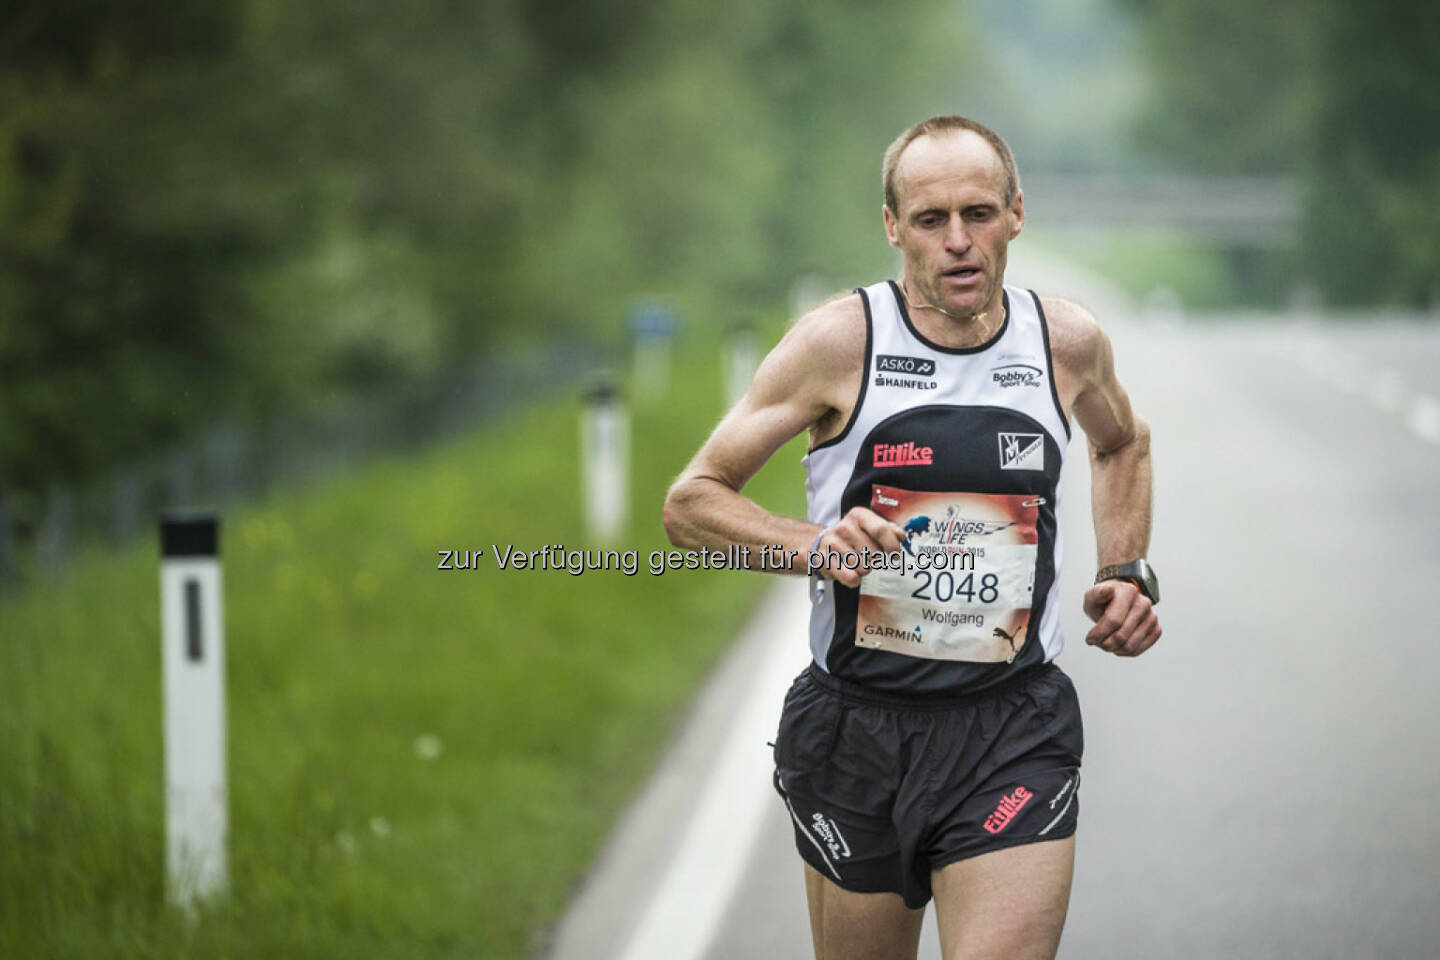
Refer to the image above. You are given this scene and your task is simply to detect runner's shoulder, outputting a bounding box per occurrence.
[769,291,867,382]
[1037,295,1109,379]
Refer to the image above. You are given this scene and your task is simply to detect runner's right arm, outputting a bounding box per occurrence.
[663,296,905,584]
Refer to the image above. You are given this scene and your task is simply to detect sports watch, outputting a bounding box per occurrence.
[1095,559,1160,604]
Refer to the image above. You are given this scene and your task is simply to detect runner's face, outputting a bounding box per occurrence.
[883,131,1023,319]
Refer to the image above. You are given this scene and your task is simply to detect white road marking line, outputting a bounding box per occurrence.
[1369,368,1405,411]
[1285,334,1440,445]
[1407,394,1440,443]
[615,584,812,960]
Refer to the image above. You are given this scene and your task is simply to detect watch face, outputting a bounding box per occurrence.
[1136,560,1160,604]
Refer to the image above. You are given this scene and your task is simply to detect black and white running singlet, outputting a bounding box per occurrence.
[803,280,1072,697]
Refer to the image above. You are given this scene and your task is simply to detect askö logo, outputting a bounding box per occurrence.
[982,785,1034,834]
[990,363,1043,388]
[877,354,936,376]
[874,355,938,391]
[874,441,933,467]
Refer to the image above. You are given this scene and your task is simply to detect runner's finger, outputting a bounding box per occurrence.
[1085,598,1126,645]
[1115,598,1151,652]
[851,508,906,553]
[1131,614,1162,655]
[818,528,871,586]
[1082,583,1113,623]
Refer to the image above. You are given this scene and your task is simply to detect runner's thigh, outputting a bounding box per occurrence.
[804,862,925,960]
[931,835,1075,960]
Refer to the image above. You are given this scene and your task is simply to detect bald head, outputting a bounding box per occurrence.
[882,116,1019,215]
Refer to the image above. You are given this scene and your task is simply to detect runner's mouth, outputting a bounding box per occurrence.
[942,267,981,281]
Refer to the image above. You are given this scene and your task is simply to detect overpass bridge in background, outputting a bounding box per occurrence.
[1019,175,1301,246]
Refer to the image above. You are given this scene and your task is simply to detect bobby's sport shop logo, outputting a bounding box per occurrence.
[810,812,851,861]
[875,354,938,391]
[990,363,1043,388]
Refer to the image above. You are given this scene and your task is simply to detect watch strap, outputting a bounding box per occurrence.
[1095,559,1160,604]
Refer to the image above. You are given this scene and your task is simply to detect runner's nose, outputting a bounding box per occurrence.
[943,216,971,255]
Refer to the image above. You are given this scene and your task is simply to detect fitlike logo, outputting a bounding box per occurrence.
[874,441,934,467]
[982,785,1034,834]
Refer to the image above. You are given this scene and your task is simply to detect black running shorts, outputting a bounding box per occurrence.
[772,661,1083,908]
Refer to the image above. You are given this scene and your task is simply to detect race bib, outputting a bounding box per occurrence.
[857,484,1040,662]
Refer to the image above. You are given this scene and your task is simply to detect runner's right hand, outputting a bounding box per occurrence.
[809,507,907,588]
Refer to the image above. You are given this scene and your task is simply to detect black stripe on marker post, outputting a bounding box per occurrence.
[185,579,204,662]
[161,513,219,558]
[586,375,619,407]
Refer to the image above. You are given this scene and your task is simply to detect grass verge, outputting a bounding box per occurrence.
[1027,226,1300,311]
[0,326,805,959]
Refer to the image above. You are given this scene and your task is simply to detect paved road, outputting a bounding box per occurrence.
[545,254,1440,960]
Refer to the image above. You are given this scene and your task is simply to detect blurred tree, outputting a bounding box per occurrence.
[1120,0,1324,174]
[1121,0,1440,307]
[1304,0,1440,305]
[0,0,256,491]
[0,0,971,506]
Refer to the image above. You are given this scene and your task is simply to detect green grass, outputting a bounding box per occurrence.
[0,328,806,959]
[1027,227,1299,311]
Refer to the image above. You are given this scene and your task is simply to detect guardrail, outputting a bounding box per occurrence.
[0,342,600,591]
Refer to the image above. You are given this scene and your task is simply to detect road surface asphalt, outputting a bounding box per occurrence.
[543,249,1440,960]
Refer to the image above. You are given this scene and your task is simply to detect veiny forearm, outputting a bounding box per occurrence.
[1088,417,1152,566]
[663,476,820,574]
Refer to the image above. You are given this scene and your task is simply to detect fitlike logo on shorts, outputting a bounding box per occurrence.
[982,785,1034,834]
[874,441,933,467]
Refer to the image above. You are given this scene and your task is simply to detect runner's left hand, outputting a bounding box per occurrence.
[1083,580,1161,657]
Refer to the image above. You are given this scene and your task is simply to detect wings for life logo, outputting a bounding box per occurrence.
[898,510,1015,553]
[999,432,1044,471]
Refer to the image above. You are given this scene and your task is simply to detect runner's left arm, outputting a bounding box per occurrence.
[1061,304,1161,657]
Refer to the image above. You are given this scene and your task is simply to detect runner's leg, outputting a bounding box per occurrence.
[804,863,925,960]
[930,836,1075,960]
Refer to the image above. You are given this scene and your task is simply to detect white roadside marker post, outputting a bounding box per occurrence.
[788,272,830,321]
[159,512,229,912]
[725,321,758,409]
[630,302,676,403]
[582,377,629,545]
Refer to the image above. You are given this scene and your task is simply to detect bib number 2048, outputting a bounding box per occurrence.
[910,570,999,603]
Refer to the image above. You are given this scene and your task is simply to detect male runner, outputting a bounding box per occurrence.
[663,115,1160,960]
